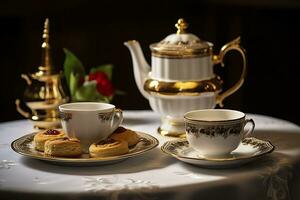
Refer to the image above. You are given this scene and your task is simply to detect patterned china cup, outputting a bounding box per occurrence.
[59,102,123,153]
[184,109,255,158]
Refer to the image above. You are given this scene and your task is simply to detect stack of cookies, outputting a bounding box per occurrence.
[33,129,82,157]
[89,127,140,158]
[33,127,140,158]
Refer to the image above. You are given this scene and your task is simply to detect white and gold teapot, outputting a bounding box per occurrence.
[124,18,247,137]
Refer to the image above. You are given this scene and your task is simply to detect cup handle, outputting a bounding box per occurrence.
[242,119,255,139]
[111,108,123,131]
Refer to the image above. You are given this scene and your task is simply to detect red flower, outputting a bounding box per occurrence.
[78,76,85,86]
[96,78,115,96]
[88,71,115,96]
[88,71,108,82]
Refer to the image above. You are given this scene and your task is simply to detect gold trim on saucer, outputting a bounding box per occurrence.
[11,132,159,166]
[144,76,222,96]
[161,137,274,168]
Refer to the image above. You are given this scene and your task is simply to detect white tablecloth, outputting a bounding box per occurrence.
[1,110,300,200]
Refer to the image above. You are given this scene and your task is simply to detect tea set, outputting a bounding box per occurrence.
[124,18,246,137]
[12,18,274,168]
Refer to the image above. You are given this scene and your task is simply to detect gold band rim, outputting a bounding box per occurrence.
[144,76,223,96]
[150,46,213,58]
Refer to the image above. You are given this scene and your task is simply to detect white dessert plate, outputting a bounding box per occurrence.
[161,137,274,169]
[11,131,159,166]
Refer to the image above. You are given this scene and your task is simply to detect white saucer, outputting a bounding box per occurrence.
[161,137,274,169]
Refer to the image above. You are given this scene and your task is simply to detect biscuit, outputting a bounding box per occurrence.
[44,137,82,157]
[110,127,140,146]
[33,129,65,152]
[89,138,129,157]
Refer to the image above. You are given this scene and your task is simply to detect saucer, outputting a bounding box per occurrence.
[161,137,274,169]
[11,131,159,166]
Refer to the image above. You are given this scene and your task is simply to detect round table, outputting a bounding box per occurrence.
[1,110,300,200]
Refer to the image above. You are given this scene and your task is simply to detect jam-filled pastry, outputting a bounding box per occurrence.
[89,138,129,158]
[44,137,82,157]
[110,126,140,146]
[33,129,65,152]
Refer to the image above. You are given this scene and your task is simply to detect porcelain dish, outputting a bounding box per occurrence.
[184,109,255,157]
[161,137,274,169]
[59,102,123,153]
[11,131,159,166]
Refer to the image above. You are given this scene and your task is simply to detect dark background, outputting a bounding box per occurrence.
[1,0,300,125]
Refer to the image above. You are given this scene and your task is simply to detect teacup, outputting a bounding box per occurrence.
[184,109,255,158]
[59,102,123,153]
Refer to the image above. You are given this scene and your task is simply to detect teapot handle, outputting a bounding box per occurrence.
[213,37,247,107]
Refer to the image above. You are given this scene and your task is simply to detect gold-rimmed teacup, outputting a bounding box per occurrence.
[184,109,255,158]
[59,102,123,153]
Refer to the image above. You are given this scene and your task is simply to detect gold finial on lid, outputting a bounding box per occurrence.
[39,18,52,75]
[175,18,188,34]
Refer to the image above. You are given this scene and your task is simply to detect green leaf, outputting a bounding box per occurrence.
[69,72,79,98]
[98,96,112,103]
[63,48,85,87]
[90,64,113,80]
[74,81,100,102]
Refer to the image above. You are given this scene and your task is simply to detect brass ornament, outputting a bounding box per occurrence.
[15,18,69,129]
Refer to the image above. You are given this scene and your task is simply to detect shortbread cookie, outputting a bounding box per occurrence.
[89,138,129,157]
[44,137,82,157]
[33,129,65,151]
[110,127,140,146]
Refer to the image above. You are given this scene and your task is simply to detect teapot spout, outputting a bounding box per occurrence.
[124,40,150,99]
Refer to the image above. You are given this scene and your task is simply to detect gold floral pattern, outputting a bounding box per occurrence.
[161,137,274,163]
[59,112,72,122]
[243,137,272,152]
[98,112,113,122]
[186,122,243,139]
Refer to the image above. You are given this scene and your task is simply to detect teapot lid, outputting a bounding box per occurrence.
[150,18,212,58]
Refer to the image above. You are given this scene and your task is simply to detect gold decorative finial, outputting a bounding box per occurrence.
[39,18,52,74]
[43,18,49,44]
[175,18,188,34]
